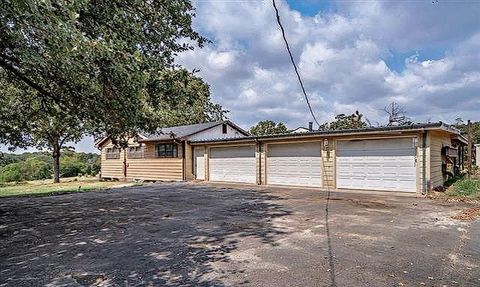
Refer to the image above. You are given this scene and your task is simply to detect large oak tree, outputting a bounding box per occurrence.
[0,0,220,182]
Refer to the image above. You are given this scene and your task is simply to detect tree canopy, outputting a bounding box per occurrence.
[250,120,288,136]
[454,119,480,144]
[0,151,100,183]
[319,111,367,131]
[0,0,218,182]
[0,0,207,144]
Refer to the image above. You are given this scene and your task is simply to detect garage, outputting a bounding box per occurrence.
[336,138,417,192]
[267,142,322,187]
[209,145,256,183]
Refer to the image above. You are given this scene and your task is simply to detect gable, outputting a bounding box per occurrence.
[187,123,246,141]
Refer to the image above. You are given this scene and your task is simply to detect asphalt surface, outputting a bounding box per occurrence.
[0,182,479,287]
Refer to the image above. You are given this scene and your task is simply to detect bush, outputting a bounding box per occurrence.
[0,158,51,182]
[449,178,480,197]
[61,156,87,177]
[0,152,100,182]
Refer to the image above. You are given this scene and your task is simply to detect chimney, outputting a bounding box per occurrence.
[308,122,313,131]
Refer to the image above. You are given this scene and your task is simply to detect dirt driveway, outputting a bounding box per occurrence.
[0,182,478,286]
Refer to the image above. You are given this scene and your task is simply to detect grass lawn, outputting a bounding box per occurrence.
[430,175,480,202]
[0,177,139,198]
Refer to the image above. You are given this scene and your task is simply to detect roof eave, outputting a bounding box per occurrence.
[190,123,455,145]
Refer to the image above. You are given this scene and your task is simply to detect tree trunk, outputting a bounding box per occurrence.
[52,144,61,183]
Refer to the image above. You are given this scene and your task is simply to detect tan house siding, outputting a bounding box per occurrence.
[185,142,194,180]
[100,140,183,181]
[256,143,266,185]
[322,139,335,189]
[100,139,125,179]
[429,131,452,189]
[416,133,427,193]
[258,143,267,185]
[126,142,183,181]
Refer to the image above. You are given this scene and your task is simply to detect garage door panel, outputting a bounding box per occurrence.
[209,146,256,183]
[336,138,417,192]
[267,142,322,187]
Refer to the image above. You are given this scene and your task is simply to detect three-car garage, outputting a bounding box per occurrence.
[191,123,464,194]
[194,139,418,192]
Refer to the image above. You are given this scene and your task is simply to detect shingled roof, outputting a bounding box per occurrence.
[137,120,249,142]
[190,122,466,144]
[95,120,249,147]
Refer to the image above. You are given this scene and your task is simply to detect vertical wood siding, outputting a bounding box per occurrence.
[429,132,452,189]
[322,139,335,189]
[185,143,194,180]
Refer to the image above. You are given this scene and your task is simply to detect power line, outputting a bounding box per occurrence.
[272,0,320,128]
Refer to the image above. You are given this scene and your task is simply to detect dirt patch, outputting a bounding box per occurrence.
[451,208,480,221]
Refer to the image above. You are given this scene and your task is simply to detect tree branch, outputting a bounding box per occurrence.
[0,57,54,102]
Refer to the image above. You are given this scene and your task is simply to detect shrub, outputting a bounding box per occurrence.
[0,152,100,182]
[0,158,50,182]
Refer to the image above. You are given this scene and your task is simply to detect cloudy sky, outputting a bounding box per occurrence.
[3,0,479,153]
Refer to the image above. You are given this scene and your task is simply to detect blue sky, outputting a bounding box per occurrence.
[2,0,479,154]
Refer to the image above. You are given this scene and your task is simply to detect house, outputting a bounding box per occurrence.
[290,122,314,133]
[190,122,466,194]
[290,127,311,133]
[97,121,466,194]
[95,120,249,181]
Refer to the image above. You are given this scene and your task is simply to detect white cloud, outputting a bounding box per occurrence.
[175,0,480,130]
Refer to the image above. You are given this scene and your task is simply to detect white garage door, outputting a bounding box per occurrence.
[267,142,322,187]
[336,138,417,192]
[209,146,256,183]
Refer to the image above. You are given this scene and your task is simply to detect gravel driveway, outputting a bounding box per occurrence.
[0,182,478,286]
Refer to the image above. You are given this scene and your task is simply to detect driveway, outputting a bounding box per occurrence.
[0,182,478,286]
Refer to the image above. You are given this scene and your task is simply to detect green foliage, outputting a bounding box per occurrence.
[0,152,100,182]
[149,69,227,126]
[447,178,480,199]
[0,1,214,182]
[250,120,288,136]
[454,119,480,144]
[319,111,367,131]
[0,158,50,182]
[0,0,207,143]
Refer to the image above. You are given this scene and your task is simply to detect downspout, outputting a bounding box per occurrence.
[422,130,427,195]
[257,140,262,185]
[182,140,186,181]
[255,139,262,185]
[123,148,127,181]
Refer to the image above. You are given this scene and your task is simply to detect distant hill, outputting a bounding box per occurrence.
[0,151,100,182]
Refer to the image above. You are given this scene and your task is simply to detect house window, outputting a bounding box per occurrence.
[222,123,227,134]
[128,146,143,159]
[105,147,120,159]
[156,143,178,158]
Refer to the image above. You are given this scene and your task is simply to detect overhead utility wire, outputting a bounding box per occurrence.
[272,0,320,128]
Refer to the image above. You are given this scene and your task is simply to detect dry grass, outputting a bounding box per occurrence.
[0,177,138,198]
[451,207,480,221]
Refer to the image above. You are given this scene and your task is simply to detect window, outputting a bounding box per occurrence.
[222,123,228,134]
[128,146,143,159]
[156,143,178,158]
[105,147,120,159]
